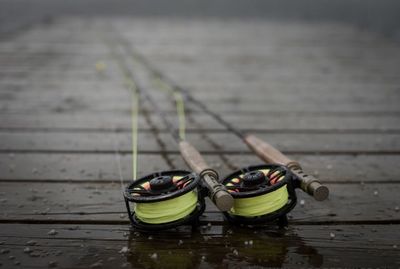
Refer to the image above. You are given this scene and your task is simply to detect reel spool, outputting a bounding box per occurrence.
[124,170,206,230]
[222,164,297,226]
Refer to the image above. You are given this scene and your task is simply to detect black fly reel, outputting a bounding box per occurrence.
[124,170,206,231]
[222,164,297,226]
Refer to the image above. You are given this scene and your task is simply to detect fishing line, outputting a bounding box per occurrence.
[122,48,233,212]
[104,39,207,230]
[121,44,328,226]
[112,126,126,194]
[153,77,186,141]
[125,78,139,181]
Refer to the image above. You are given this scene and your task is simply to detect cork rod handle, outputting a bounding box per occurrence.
[243,134,329,201]
[179,141,233,211]
[179,141,209,175]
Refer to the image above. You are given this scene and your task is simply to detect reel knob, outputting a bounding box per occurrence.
[149,176,173,191]
[243,171,265,186]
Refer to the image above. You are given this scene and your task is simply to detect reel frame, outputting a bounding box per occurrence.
[222,164,297,226]
[124,170,206,231]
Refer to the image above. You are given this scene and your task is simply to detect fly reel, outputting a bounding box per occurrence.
[222,164,297,226]
[124,170,206,230]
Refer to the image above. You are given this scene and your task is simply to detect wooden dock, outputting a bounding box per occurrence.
[1,17,400,268]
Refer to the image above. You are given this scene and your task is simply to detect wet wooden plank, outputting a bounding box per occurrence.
[162,132,400,154]
[0,223,398,268]
[0,182,398,223]
[0,132,164,152]
[172,154,400,183]
[0,153,170,182]
[2,81,400,114]
[1,132,399,154]
[0,153,399,183]
[1,131,399,154]
[0,113,399,132]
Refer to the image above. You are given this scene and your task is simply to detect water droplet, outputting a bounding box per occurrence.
[119,214,125,219]
[248,240,253,245]
[119,247,129,254]
[232,249,239,256]
[150,253,158,260]
[0,249,10,254]
[9,255,15,260]
[373,190,379,196]
[203,236,210,241]
[148,236,153,240]
[48,261,58,268]
[395,206,399,212]
[47,229,57,236]
[244,241,248,245]
[90,261,103,268]
[300,199,305,206]
[8,165,14,172]
[23,247,32,253]
[178,240,183,245]
[329,232,335,239]
[201,256,206,261]
[393,245,398,249]
[29,251,40,257]
[326,164,333,170]
[32,168,39,174]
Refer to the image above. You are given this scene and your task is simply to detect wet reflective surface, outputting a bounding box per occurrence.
[125,225,323,268]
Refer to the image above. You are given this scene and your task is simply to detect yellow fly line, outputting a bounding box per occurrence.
[124,78,139,180]
[135,191,198,224]
[153,77,186,141]
[229,185,289,217]
[106,41,200,225]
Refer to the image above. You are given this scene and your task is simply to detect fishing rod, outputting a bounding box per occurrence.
[138,78,234,213]
[122,44,329,226]
[107,42,233,230]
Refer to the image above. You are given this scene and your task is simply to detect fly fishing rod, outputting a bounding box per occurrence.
[123,46,329,226]
[107,42,233,230]
[138,79,234,213]
[106,43,205,231]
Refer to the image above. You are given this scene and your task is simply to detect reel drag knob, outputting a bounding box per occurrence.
[243,170,265,186]
[149,176,173,191]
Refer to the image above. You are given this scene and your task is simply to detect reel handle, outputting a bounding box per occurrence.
[179,141,233,211]
[243,134,329,201]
